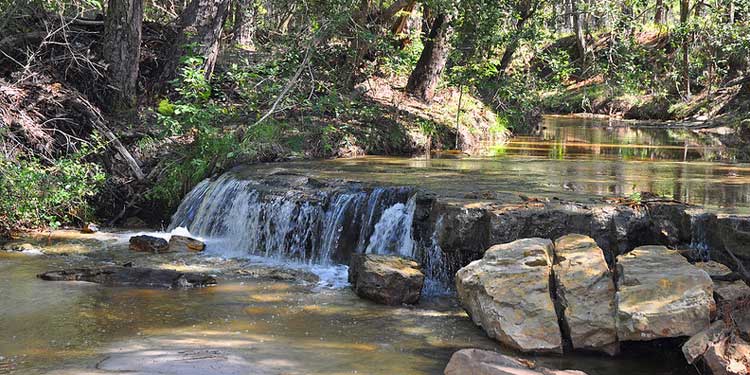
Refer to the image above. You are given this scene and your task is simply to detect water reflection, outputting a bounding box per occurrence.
[245,116,750,213]
[499,116,728,162]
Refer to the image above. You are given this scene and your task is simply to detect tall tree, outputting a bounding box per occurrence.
[571,0,587,63]
[233,0,256,47]
[680,0,691,98]
[406,13,452,102]
[162,0,232,83]
[103,0,144,111]
[498,0,544,73]
[654,0,665,24]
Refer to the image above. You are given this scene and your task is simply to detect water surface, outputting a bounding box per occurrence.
[0,234,694,375]
[244,116,750,213]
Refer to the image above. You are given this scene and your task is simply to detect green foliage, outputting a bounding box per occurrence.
[147,52,265,208]
[0,151,105,234]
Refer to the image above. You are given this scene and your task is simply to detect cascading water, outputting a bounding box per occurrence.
[365,195,416,257]
[689,212,714,262]
[422,215,451,295]
[169,173,419,266]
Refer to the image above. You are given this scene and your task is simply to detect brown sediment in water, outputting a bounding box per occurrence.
[1,233,697,375]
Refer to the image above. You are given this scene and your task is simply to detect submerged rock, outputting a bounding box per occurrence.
[168,235,206,252]
[683,320,750,375]
[348,254,424,305]
[456,238,563,353]
[129,235,169,253]
[38,266,216,288]
[444,349,588,375]
[615,246,714,341]
[553,234,619,355]
[237,266,319,284]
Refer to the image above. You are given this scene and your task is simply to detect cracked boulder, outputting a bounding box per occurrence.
[553,234,619,355]
[456,238,562,353]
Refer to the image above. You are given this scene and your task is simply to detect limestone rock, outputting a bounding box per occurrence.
[348,254,424,305]
[169,235,206,252]
[715,281,750,304]
[616,246,714,341]
[683,320,750,375]
[696,261,734,278]
[38,266,216,288]
[553,234,619,355]
[456,238,562,353]
[696,261,750,304]
[444,349,588,375]
[129,235,169,253]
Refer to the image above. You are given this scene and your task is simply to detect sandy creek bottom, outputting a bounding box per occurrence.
[0,231,694,375]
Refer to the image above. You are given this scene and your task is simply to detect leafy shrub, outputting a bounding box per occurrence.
[0,152,105,235]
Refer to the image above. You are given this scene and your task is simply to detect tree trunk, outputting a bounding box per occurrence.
[499,1,540,73]
[161,0,231,84]
[406,13,451,102]
[233,0,255,47]
[571,0,587,63]
[103,0,143,112]
[654,0,665,24]
[564,0,573,31]
[680,0,691,99]
[694,0,703,17]
[728,0,735,23]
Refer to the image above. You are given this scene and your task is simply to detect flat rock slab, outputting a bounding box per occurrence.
[444,349,588,375]
[38,266,216,288]
[616,246,714,341]
[456,238,562,353]
[695,261,750,304]
[553,234,618,355]
[129,235,169,253]
[348,254,424,305]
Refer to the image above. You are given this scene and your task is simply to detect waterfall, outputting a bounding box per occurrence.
[689,212,714,262]
[422,215,451,295]
[169,173,418,265]
[365,194,417,257]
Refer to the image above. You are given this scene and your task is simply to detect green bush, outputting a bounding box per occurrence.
[0,153,105,235]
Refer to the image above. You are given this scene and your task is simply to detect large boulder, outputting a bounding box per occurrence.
[38,266,216,288]
[683,320,750,375]
[168,235,206,252]
[456,238,563,353]
[348,254,424,305]
[444,349,588,375]
[615,246,715,341]
[553,234,619,355]
[129,235,169,253]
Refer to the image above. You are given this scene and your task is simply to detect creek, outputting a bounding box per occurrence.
[2,116,746,374]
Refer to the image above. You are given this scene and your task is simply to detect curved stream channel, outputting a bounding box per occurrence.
[2,116,747,374]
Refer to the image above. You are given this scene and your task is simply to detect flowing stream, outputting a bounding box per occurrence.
[3,116,745,374]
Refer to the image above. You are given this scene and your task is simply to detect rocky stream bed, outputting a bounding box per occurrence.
[2,161,750,374]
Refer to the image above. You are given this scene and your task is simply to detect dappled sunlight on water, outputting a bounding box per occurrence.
[0,231,698,375]
[237,116,750,214]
